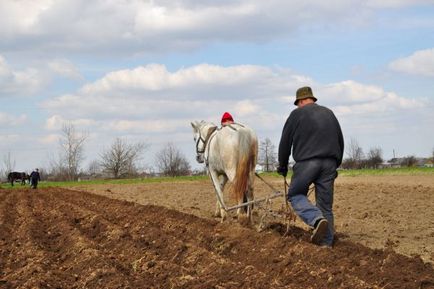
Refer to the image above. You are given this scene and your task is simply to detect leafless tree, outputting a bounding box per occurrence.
[45,152,67,181]
[259,138,277,172]
[2,151,15,173]
[401,155,417,167]
[87,160,102,177]
[60,123,88,181]
[343,137,365,169]
[99,138,148,178]
[366,147,383,169]
[155,142,191,177]
[1,151,16,181]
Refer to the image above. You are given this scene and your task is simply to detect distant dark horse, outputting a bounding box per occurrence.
[7,172,29,186]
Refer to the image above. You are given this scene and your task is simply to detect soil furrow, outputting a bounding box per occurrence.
[0,191,18,284]
[1,187,433,289]
[25,191,141,288]
[46,189,434,288]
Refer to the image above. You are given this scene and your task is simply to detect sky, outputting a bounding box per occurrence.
[1,0,434,173]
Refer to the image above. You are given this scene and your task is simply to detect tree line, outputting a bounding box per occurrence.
[256,137,434,172]
[1,123,191,181]
[2,125,433,181]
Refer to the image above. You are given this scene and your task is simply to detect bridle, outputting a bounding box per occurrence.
[195,127,217,164]
[195,134,207,154]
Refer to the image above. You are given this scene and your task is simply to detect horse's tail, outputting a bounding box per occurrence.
[232,132,257,203]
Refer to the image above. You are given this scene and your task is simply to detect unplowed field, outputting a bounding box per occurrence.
[1,175,434,288]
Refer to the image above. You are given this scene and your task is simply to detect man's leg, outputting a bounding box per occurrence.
[288,159,325,228]
[314,158,337,246]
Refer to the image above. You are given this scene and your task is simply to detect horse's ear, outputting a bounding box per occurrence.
[191,121,197,130]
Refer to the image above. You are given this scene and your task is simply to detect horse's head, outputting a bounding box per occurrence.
[191,121,217,163]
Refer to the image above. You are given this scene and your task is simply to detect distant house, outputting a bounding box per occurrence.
[422,160,434,168]
[255,164,264,173]
[380,157,433,168]
[379,158,401,169]
[414,157,433,167]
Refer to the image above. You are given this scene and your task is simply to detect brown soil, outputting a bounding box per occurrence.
[0,175,433,289]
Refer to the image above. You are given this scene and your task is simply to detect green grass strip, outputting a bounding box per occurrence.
[2,167,432,189]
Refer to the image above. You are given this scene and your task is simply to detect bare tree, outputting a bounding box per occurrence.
[401,155,417,167]
[259,138,277,172]
[99,138,148,178]
[366,147,383,169]
[60,123,88,181]
[87,160,101,178]
[45,152,67,181]
[1,151,16,181]
[155,142,191,177]
[343,138,365,169]
[2,151,15,173]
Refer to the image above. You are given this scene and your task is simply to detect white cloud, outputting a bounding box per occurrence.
[107,119,187,133]
[42,63,313,121]
[0,0,54,35]
[235,100,260,116]
[48,59,83,80]
[45,114,97,130]
[80,63,288,97]
[39,63,428,143]
[389,48,434,77]
[38,133,59,144]
[1,0,417,55]
[6,60,430,169]
[319,80,424,116]
[0,54,87,99]
[0,112,27,126]
[0,55,49,97]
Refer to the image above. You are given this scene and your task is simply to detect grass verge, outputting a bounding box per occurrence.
[2,167,432,189]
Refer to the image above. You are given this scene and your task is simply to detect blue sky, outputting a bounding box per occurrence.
[1,0,433,173]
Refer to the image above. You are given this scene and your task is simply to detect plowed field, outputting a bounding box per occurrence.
[1,175,434,288]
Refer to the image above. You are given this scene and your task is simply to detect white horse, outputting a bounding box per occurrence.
[191,121,258,221]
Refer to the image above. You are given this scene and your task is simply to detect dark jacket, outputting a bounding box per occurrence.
[278,103,344,168]
[30,171,41,182]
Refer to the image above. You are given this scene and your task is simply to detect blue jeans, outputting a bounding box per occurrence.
[288,158,337,246]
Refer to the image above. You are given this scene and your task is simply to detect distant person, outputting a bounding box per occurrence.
[30,168,41,189]
[221,112,234,126]
[277,86,344,247]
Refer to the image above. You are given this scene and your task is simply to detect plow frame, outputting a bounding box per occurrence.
[211,172,297,232]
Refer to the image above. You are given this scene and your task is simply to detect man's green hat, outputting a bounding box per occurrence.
[294,86,317,105]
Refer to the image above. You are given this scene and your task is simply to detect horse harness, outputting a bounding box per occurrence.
[195,126,216,166]
[196,123,245,166]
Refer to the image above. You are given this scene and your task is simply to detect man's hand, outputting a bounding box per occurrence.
[277,165,288,177]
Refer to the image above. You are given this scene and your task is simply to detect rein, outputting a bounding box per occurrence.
[195,127,218,165]
[195,135,207,154]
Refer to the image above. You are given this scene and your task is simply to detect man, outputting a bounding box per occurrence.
[221,112,234,126]
[277,86,344,247]
[30,168,41,189]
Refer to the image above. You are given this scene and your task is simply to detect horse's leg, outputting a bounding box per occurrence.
[214,175,228,218]
[225,170,246,219]
[209,169,227,222]
[246,174,255,222]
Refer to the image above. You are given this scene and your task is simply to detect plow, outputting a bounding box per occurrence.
[213,173,299,234]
